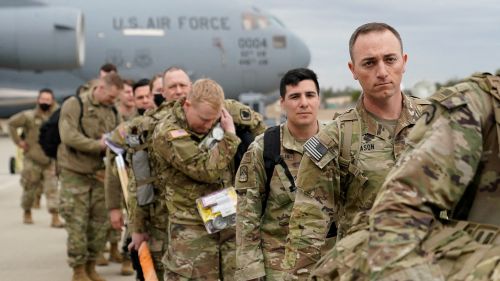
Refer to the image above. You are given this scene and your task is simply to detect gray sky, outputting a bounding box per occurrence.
[251,0,500,90]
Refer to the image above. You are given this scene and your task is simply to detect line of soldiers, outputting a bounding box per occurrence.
[8,21,500,281]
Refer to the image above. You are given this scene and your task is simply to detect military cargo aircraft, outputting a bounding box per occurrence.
[0,0,311,118]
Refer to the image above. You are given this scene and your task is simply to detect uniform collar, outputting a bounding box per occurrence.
[282,121,322,154]
[394,93,424,136]
[356,93,421,139]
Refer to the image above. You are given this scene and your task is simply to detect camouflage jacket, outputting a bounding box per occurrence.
[367,73,500,276]
[107,98,265,231]
[282,93,430,277]
[235,123,324,280]
[58,89,120,174]
[8,103,58,165]
[152,98,242,225]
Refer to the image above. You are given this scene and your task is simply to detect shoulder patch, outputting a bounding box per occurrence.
[431,86,468,110]
[304,136,328,162]
[238,165,248,182]
[168,129,189,139]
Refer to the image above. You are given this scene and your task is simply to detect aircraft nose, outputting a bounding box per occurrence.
[290,33,311,68]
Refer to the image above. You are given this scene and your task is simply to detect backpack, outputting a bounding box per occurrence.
[122,105,172,206]
[39,95,85,159]
[261,125,296,214]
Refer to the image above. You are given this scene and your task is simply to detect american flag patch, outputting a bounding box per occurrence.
[304,136,328,162]
[168,129,189,139]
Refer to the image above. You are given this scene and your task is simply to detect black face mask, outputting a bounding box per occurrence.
[153,94,165,107]
[137,108,146,116]
[39,103,51,112]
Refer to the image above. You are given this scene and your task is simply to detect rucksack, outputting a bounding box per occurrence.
[38,95,92,159]
[261,125,296,214]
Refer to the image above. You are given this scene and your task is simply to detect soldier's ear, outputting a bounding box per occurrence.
[402,53,408,73]
[348,61,358,80]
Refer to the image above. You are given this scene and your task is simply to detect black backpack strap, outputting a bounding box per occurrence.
[75,95,90,138]
[262,125,296,214]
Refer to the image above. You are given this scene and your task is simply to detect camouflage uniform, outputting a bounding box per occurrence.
[153,98,264,281]
[103,111,138,262]
[106,103,173,280]
[235,123,325,281]
[8,104,59,213]
[58,89,120,267]
[310,73,500,281]
[282,94,429,279]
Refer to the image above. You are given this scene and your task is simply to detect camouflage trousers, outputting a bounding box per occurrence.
[148,225,168,281]
[106,225,123,244]
[20,157,58,212]
[162,223,236,281]
[310,221,500,281]
[59,168,110,268]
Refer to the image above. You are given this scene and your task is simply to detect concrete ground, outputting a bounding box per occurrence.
[0,136,136,281]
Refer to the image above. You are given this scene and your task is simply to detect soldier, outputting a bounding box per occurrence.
[116,79,137,121]
[235,68,324,281]
[79,63,118,97]
[152,78,264,281]
[150,73,164,107]
[281,22,430,279]
[311,73,500,280]
[99,63,117,78]
[105,78,155,277]
[150,66,191,107]
[58,73,123,281]
[127,68,194,280]
[97,79,137,267]
[7,88,63,227]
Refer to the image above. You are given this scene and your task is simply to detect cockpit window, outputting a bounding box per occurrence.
[270,16,285,28]
[242,12,270,30]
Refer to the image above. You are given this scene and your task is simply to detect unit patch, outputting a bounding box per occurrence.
[238,165,248,182]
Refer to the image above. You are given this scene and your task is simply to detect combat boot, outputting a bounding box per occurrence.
[23,210,33,224]
[50,210,64,228]
[95,253,108,266]
[120,259,134,276]
[108,242,123,263]
[85,261,106,281]
[72,265,92,281]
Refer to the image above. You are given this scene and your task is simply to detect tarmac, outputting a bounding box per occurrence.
[0,136,136,281]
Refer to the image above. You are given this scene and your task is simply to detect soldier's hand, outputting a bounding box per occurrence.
[129,232,149,251]
[220,107,236,134]
[99,135,107,151]
[109,209,124,230]
[18,140,29,151]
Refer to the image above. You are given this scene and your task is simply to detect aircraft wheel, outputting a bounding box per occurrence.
[9,156,16,174]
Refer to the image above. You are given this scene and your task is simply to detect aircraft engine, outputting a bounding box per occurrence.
[0,6,84,70]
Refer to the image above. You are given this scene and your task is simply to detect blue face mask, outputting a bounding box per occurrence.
[153,94,165,107]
